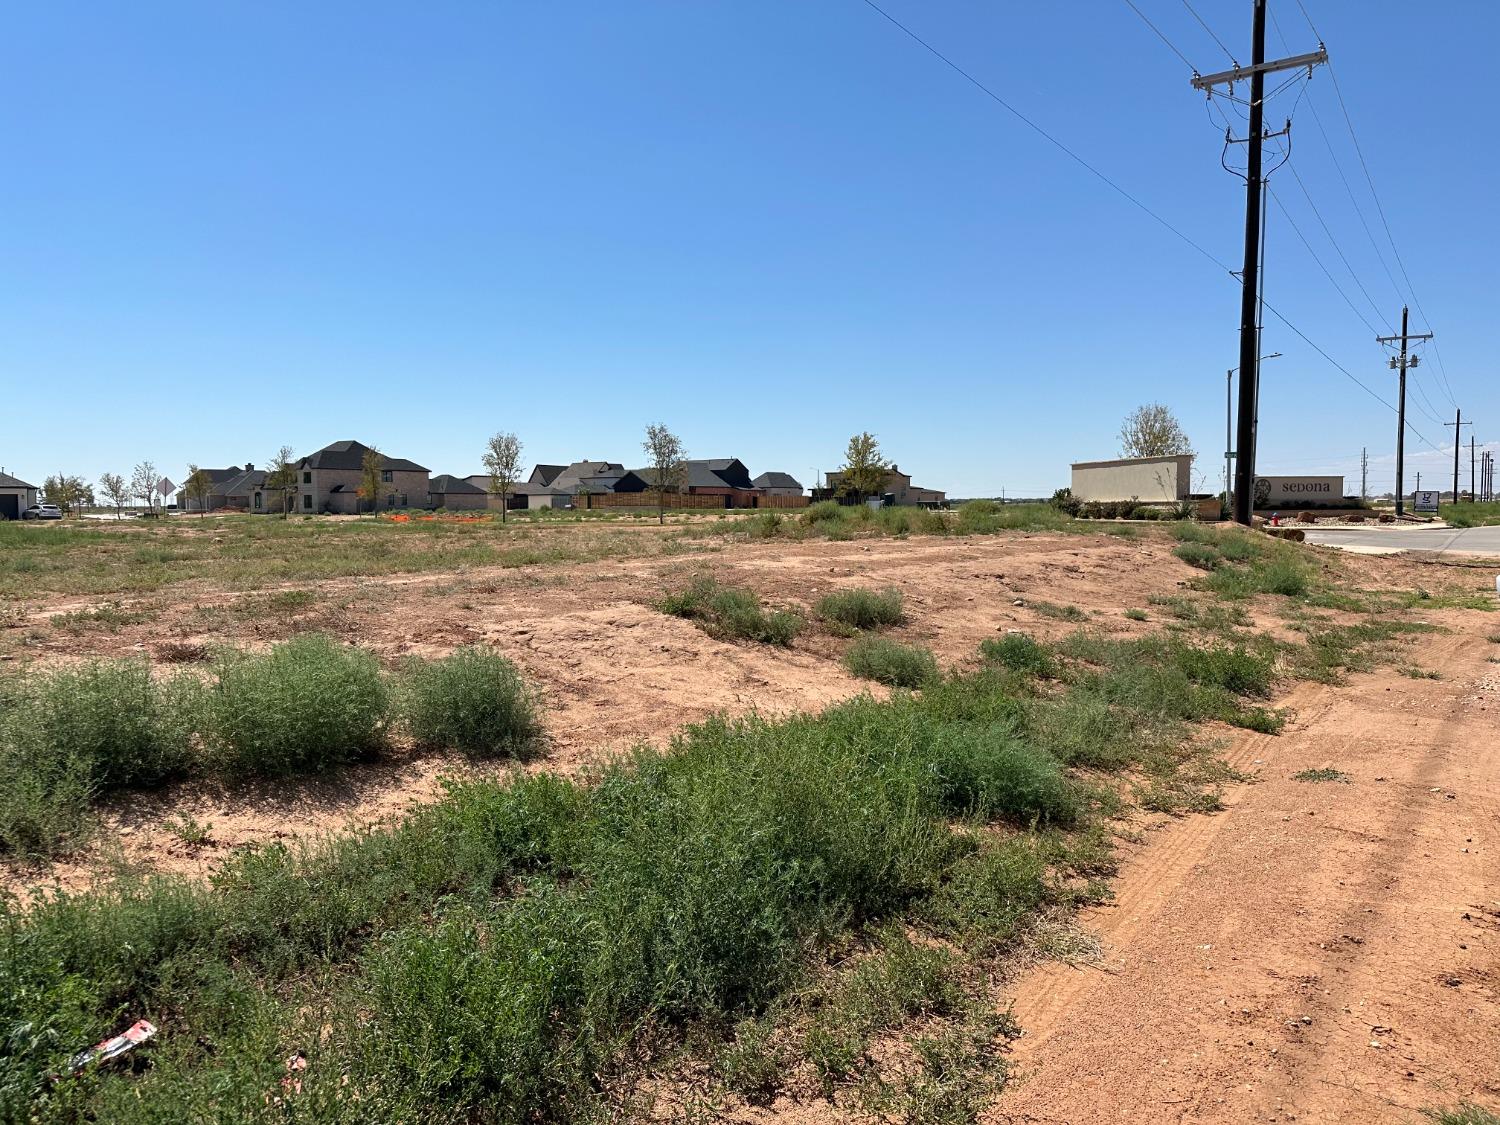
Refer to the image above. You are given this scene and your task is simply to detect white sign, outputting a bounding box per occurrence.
[1413,490,1439,514]
[157,477,176,497]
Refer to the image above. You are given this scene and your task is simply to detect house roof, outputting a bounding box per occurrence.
[529,464,566,486]
[298,440,428,473]
[753,472,802,490]
[430,474,486,495]
[632,459,754,491]
[221,469,266,495]
[0,472,37,489]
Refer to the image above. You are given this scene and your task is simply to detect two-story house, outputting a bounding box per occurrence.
[294,440,430,514]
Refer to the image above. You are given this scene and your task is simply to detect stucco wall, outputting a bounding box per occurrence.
[1070,456,1193,503]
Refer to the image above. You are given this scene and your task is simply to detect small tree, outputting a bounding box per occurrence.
[264,446,298,518]
[43,473,89,516]
[642,423,688,525]
[131,461,159,516]
[99,472,130,519]
[481,431,524,523]
[1118,404,1194,459]
[836,432,892,500]
[183,465,214,516]
[357,445,385,516]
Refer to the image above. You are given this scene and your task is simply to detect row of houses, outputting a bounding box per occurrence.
[180,441,818,514]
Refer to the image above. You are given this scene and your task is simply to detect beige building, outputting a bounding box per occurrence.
[822,465,946,506]
[1070,455,1193,503]
[295,440,430,514]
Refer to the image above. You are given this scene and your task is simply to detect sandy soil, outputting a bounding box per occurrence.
[993,604,1500,1124]
[4,530,1190,895]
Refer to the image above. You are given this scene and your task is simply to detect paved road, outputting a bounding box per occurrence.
[1304,523,1500,558]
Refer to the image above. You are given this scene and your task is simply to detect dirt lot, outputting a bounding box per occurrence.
[4,527,1497,1121]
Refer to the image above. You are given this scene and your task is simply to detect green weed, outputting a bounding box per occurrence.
[1293,768,1348,783]
[979,632,1055,677]
[845,636,939,688]
[817,587,904,630]
[401,646,541,758]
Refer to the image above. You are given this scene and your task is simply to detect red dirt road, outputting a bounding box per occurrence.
[995,616,1500,1124]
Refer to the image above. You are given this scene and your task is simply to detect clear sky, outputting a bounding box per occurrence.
[2,1,1493,498]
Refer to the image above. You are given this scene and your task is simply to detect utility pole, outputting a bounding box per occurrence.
[1377,306,1432,517]
[1360,447,1368,502]
[1444,410,1470,505]
[1191,8,1326,525]
[1226,368,1234,503]
[1471,437,1478,502]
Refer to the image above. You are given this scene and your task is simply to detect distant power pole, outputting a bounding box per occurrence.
[1444,410,1470,504]
[1191,6,1326,525]
[1360,447,1368,501]
[1471,437,1477,501]
[1377,306,1433,516]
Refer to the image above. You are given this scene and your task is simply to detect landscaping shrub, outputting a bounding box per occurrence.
[925,723,1081,824]
[401,646,541,758]
[802,500,846,525]
[206,634,388,778]
[845,636,938,688]
[817,587,904,630]
[979,632,1055,677]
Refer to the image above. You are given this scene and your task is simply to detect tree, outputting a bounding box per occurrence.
[183,465,213,516]
[43,473,90,516]
[836,432,892,500]
[131,462,159,516]
[357,445,385,516]
[1118,403,1194,459]
[642,423,688,525]
[481,431,524,523]
[99,472,130,519]
[264,446,299,518]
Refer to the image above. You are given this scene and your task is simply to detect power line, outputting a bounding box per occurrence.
[1285,162,1385,324]
[1268,185,1379,336]
[856,0,1438,453]
[1180,0,1236,65]
[1119,0,1201,73]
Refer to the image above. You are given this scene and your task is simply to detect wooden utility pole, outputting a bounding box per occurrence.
[1191,6,1326,524]
[1377,307,1432,516]
[1445,410,1470,504]
[1360,447,1368,502]
[1471,436,1478,501]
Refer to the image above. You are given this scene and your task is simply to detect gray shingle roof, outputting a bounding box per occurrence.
[430,474,486,495]
[0,472,37,489]
[753,472,802,490]
[299,440,428,473]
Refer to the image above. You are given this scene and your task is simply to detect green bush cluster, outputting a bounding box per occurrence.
[660,576,802,645]
[979,632,1056,677]
[0,637,540,856]
[0,681,1087,1122]
[844,636,939,688]
[816,587,904,630]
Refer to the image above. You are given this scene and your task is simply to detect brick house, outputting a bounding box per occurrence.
[821,464,946,507]
[295,440,430,514]
[752,471,804,497]
[628,458,765,507]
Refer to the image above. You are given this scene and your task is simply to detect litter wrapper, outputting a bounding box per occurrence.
[69,1020,157,1074]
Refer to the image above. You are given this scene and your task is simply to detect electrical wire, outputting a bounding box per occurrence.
[1268,186,1379,335]
[857,0,1441,453]
[1286,161,1385,324]
[1119,0,1200,73]
[1180,0,1236,65]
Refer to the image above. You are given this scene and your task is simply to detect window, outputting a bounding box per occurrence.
[381,469,392,483]
[302,471,312,484]
[253,493,262,510]
[302,494,312,510]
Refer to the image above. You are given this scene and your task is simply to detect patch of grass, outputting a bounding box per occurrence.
[206,633,388,778]
[979,632,1055,677]
[1172,542,1221,571]
[1402,666,1443,680]
[1123,607,1148,622]
[48,602,147,634]
[1423,1105,1500,1125]
[1029,600,1087,622]
[846,636,939,689]
[400,646,541,758]
[163,815,214,846]
[660,575,801,645]
[817,587,904,630]
[1486,633,1500,644]
[1293,768,1348,783]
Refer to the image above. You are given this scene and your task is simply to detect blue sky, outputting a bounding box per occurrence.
[1,1,1493,498]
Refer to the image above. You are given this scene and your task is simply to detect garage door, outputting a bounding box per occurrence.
[0,495,19,520]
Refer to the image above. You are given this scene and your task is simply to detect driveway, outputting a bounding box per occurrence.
[1304,523,1500,557]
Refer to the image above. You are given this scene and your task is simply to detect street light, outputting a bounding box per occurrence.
[1225,352,1282,502]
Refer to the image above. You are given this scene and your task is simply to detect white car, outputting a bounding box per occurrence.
[21,503,63,520]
